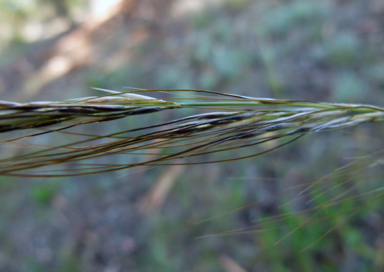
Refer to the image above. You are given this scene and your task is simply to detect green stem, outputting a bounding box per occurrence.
[179,101,382,113]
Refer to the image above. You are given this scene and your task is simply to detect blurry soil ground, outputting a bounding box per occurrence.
[1,0,384,271]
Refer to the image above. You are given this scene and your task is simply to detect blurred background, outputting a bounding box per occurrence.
[1,0,384,271]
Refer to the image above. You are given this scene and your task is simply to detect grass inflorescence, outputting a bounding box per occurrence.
[0,88,383,177]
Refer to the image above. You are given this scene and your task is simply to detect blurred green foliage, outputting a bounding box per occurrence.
[31,182,58,205]
[332,71,367,102]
